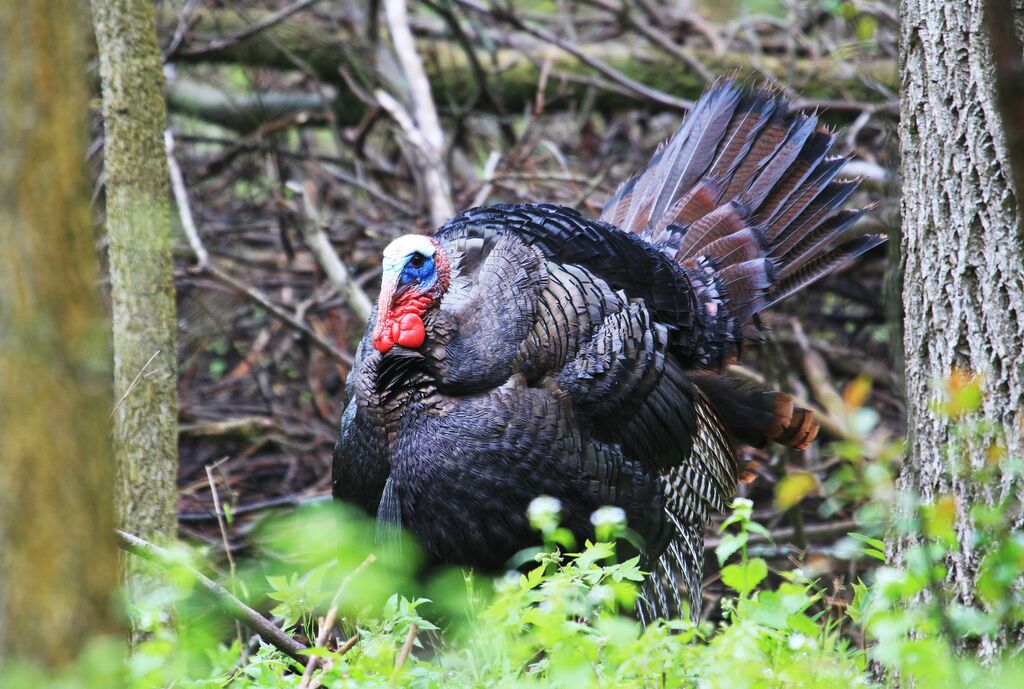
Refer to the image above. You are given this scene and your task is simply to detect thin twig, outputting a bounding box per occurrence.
[178,493,330,522]
[453,0,692,111]
[109,349,162,420]
[166,129,209,268]
[582,0,713,83]
[298,554,377,688]
[205,262,354,367]
[306,634,360,689]
[206,461,244,654]
[116,529,308,663]
[177,0,323,58]
[391,622,419,681]
[291,179,373,323]
[162,0,203,61]
[704,519,861,552]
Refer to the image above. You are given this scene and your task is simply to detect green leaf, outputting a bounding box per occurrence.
[746,521,772,539]
[787,613,819,637]
[847,579,870,624]
[715,532,747,566]
[575,541,615,570]
[848,532,886,561]
[721,558,768,596]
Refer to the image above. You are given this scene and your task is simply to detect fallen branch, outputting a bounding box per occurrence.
[116,529,308,663]
[167,77,333,131]
[166,133,355,366]
[178,493,330,522]
[291,179,374,323]
[452,0,692,111]
[382,0,453,228]
[165,129,208,267]
[175,0,323,59]
[163,10,897,128]
[704,518,861,553]
[204,262,355,367]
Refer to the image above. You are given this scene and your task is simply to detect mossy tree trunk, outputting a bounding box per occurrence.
[0,0,119,667]
[899,0,1024,656]
[91,0,179,545]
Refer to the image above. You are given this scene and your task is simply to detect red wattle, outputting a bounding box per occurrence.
[373,330,395,352]
[373,290,433,352]
[395,313,426,348]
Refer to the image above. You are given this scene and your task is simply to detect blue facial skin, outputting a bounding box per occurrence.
[397,253,436,290]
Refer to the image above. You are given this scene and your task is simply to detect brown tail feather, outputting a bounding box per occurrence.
[708,92,779,182]
[755,131,835,224]
[774,407,819,450]
[766,234,885,308]
[690,374,821,451]
[738,115,819,211]
[762,158,851,240]
[670,179,721,227]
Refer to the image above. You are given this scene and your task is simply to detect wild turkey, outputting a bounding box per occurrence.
[333,80,883,619]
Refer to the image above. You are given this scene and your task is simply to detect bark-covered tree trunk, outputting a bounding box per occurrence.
[0,0,119,666]
[899,0,1024,655]
[91,0,179,544]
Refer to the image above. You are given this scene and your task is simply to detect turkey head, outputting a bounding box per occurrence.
[372,235,450,353]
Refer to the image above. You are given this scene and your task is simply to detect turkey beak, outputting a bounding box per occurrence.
[372,278,397,353]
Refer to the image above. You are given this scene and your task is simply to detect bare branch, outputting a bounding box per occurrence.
[298,554,376,688]
[452,0,693,111]
[381,0,454,227]
[166,130,353,366]
[165,129,208,268]
[116,529,308,663]
[176,0,324,59]
[289,179,374,323]
[205,263,355,367]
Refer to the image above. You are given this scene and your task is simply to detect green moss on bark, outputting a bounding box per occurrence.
[0,0,119,667]
[91,0,179,543]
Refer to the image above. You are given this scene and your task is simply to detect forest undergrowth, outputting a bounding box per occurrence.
[10,374,1024,689]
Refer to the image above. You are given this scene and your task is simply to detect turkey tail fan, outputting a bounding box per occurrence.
[601,79,885,366]
[601,79,745,239]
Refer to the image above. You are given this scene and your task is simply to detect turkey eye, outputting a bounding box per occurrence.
[409,253,426,269]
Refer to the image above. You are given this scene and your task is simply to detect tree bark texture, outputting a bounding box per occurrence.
[899,0,1024,652]
[0,0,119,666]
[92,0,179,542]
